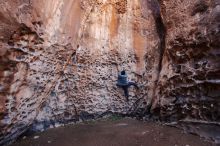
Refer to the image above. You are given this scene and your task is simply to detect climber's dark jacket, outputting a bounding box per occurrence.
[116,71,139,101]
[117,70,128,86]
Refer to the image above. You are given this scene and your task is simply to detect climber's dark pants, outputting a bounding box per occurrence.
[117,82,138,101]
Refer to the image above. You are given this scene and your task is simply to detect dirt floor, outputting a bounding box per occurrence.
[10,118,214,146]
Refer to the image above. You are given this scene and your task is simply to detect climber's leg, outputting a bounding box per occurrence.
[116,83,130,101]
[128,81,139,89]
[122,86,129,101]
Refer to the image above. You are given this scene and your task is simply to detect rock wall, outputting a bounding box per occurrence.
[0,0,219,145]
[153,0,220,122]
[0,0,163,144]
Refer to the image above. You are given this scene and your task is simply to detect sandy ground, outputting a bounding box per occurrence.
[10,118,214,146]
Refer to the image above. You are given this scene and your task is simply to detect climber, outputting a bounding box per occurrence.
[116,70,139,101]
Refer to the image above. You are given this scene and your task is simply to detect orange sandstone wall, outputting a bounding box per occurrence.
[0,0,162,144]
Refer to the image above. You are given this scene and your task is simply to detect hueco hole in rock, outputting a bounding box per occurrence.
[0,0,219,146]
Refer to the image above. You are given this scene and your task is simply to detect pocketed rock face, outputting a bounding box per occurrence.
[1,0,219,145]
[0,0,162,144]
[154,0,220,122]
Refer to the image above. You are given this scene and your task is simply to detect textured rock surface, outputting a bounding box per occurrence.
[0,0,219,145]
[0,0,162,144]
[153,0,220,123]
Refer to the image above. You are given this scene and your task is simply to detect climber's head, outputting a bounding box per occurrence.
[121,70,126,75]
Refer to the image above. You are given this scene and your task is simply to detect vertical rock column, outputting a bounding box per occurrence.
[154,0,220,122]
